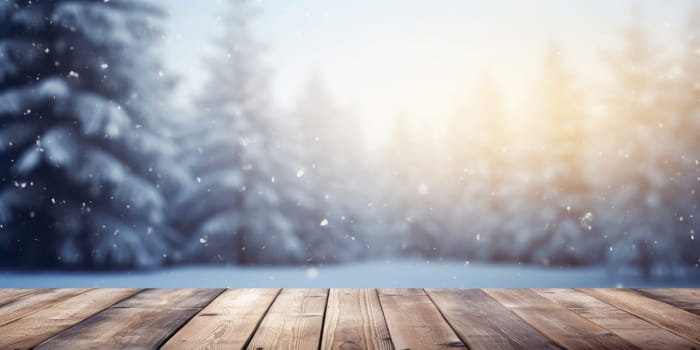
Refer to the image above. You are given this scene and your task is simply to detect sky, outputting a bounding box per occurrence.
[150,0,691,148]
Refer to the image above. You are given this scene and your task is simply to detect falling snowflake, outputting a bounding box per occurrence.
[320,219,329,227]
[306,267,319,279]
[579,212,593,230]
[296,169,305,177]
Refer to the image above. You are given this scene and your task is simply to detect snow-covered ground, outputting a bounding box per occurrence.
[1,260,699,288]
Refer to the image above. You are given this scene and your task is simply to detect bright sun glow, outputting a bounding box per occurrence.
[164,0,655,154]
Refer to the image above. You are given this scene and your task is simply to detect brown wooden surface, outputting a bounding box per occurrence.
[0,288,698,349]
[36,288,222,350]
[536,288,698,350]
[0,288,44,306]
[247,288,327,350]
[426,288,560,350]
[0,288,89,327]
[161,288,279,350]
[321,288,393,350]
[378,288,465,349]
[635,289,700,316]
[484,289,639,349]
[1,288,141,349]
[581,288,700,344]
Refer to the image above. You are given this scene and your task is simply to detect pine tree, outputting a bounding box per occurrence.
[0,0,183,268]
[383,112,449,259]
[297,73,344,170]
[445,75,510,261]
[447,73,508,187]
[174,0,321,265]
[532,44,586,188]
[602,4,679,276]
[523,43,598,265]
[668,1,700,270]
[678,2,700,116]
[293,73,384,261]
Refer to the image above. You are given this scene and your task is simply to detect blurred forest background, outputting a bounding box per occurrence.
[1,0,699,279]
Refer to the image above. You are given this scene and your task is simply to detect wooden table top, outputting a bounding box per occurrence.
[0,288,698,349]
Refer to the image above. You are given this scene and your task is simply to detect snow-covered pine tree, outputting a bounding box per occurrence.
[174,0,321,265]
[668,2,700,270]
[297,73,345,169]
[293,73,387,261]
[445,75,511,261]
[0,0,183,268]
[383,112,450,259]
[447,72,508,189]
[522,43,598,265]
[602,4,681,276]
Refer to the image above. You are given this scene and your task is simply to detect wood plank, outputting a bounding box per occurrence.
[247,288,327,350]
[536,288,698,350]
[426,289,559,350]
[484,289,639,350]
[321,288,394,350]
[114,288,222,308]
[162,288,280,350]
[0,288,140,350]
[0,288,44,306]
[35,288,221,350]
[378,288,464,349]
[0,288,90,327]
[635,289,700,316]
[581,288,700,345]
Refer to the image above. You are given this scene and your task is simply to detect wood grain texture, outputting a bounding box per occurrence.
[0,288,698,349]
[0,288,89,327]
[0,288,140,350]
[321,288,393,350]
[247,288,327,350]
[35,288,221,350]
[426,289,559,350]
[581,288,700,345]
[635,289,700,317]
[484,289,639,350]
[378,288,464,350]
[114,288,222,308]
[0,288,43,306]
[161,288,280,350]
[536,288,698,350]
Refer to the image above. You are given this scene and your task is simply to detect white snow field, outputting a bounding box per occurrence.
[2,260,698,288]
